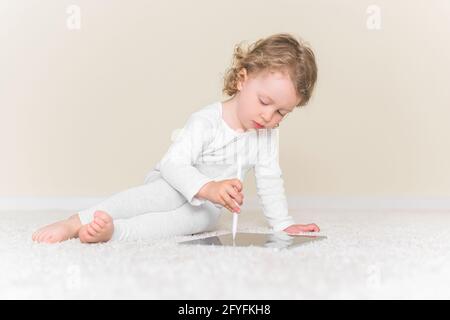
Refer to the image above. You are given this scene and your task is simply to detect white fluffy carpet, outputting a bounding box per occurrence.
[1,208,450,299]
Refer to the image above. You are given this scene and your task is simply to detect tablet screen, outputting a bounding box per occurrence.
[179,232,326,249]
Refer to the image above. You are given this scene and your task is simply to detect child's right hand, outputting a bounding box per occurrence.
[196,179,244,213]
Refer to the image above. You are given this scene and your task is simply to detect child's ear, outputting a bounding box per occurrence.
[236,68,248,91]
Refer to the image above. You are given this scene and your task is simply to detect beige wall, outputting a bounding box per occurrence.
[1,0,450,198]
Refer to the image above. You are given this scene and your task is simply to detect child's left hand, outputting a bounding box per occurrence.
[283,223,320,234]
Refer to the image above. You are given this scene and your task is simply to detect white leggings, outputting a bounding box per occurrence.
[77,176,222,242]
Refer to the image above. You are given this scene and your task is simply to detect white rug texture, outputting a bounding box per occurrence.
[1,208,450,299]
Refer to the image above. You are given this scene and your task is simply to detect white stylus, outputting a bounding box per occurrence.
[232,156,242,242]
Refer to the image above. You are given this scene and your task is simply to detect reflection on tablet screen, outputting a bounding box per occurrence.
[179,232,326,249]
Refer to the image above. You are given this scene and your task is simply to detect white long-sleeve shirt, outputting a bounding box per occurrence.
[144,101,295,231]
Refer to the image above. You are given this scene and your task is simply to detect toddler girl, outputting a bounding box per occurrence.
[32,33,320,243]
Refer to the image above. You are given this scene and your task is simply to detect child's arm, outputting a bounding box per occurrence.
[254,157,295,231]
[255,161,320,233]
[158,113,215,206]
[255,160,320,233]
[254,130,319,233]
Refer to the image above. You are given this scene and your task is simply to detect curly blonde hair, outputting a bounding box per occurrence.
[222,33,318,107]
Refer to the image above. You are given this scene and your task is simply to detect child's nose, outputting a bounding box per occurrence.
[261,109,276,123]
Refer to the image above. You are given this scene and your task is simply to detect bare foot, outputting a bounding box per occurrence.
[78,210,114,243]
[32,214,82,243]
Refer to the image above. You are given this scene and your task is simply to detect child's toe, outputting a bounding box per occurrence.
[94,217,106,228]
[94,211,112,224]
[91,221,103,233]
[33,231,41,241]
[79,227,94,243]
[37,231,47,242]
[87,224,98,236]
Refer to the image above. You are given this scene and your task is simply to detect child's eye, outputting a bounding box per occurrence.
[259,98,284,116]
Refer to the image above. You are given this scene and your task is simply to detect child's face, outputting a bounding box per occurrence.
[236,68,301,131]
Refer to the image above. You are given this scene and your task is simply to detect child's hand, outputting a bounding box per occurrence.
[196,180,244,213]
[283,223,320,234]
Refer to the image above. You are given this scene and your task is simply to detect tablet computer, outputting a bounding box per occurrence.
[179,232,326,249]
